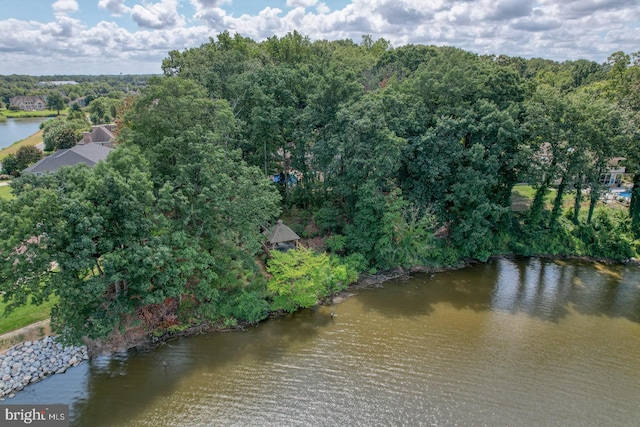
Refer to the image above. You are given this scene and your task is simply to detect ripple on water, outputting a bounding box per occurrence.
[9,259,640,427]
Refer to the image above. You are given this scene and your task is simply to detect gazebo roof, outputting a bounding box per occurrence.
[264,220,300,244]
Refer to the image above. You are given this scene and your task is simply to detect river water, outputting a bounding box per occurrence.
[0,117,49,150]
[9,258,640,426]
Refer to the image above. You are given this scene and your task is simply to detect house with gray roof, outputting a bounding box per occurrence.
[9,96,46,111]
[23,143,113,175]
[81,124,117,147]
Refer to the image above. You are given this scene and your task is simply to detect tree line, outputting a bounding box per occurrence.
[0,32,639,344]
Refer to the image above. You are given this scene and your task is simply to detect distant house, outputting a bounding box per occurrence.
[23,143,113,176]
[69,96,87,108]
[9,96,47,111]
[81,124,117,148]
[600,157,626,187]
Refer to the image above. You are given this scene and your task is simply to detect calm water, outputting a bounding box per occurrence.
[9,258,640,426]
[0,117,49,149]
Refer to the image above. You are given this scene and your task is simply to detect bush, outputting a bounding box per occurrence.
[267,248,360,312]
[326,234,347,253]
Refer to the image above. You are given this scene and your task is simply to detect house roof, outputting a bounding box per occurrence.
[23,143,113,174]
[264,220,301,244]
[9,96,46,104]
[90,125,116,143]
[608,157,627,167]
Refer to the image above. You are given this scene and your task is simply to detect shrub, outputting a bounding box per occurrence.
[267,248,360,312]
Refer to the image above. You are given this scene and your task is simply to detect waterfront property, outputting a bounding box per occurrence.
[9,96,47,111]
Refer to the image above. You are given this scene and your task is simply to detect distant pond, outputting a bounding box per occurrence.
[9,257,640,426]
[0,117,49,150]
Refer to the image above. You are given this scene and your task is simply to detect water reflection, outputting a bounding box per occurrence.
[491,258,640,323]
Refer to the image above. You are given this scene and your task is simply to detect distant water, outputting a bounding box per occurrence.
[0,117,49,149]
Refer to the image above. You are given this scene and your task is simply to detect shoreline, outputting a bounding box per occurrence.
[0,128,45,161]
[2,252,637,398]
[96,252,639,356]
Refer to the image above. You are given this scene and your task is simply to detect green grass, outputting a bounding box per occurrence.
[0,185,14,200]
[0,297,57,335]
[512,184,550,211]
[0,109,61,118]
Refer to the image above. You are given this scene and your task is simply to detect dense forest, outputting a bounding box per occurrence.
[1,32,639,345]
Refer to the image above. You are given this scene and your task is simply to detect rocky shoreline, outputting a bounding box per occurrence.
[0,336,88,399]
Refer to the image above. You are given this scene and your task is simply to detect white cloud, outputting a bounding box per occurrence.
[52,0,79,14]
[316,2,330,14]
[131,0,185,29]
[98,0,132,16]
[287,0,318,8]
[41,16,81,38]
[1,0,640,75]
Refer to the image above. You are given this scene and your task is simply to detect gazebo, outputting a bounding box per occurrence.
[263,220,301,254]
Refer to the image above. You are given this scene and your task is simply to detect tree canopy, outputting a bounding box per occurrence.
[1,33,638,344]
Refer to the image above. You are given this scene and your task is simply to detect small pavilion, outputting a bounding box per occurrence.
[263,220,301,254]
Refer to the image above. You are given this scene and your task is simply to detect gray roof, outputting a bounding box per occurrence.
[90,125,116,143]
[264,220,301,244]
[23,143,113,174]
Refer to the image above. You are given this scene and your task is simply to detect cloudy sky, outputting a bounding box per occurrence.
[1,0,638,75]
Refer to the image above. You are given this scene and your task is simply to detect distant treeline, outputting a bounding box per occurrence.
[0,74,153,107]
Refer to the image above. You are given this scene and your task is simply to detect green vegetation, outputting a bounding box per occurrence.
[267,248,360,312]
[1,146,42,176]
[41,114,91,152]
[0,186,14,200]
[0,297,57,335]
[0,109,59,118]
[1,34,639,346]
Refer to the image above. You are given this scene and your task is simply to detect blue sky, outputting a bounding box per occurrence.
[0,0,638,75]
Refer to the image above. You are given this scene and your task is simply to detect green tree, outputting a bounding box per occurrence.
[1,154,19,176]
[14,146,42,169]
[1,146,42,175]
[53,127,78,150]
[46,91,65,115]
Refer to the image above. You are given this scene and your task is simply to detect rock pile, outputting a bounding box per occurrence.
[0,336,88,398]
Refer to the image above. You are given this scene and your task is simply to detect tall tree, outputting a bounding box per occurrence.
[46,91,65,115]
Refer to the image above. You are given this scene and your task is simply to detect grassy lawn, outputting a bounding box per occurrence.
[0,129,44,161]
[512,184,593,212]
[0,109,60,118]
[0,297,57,335]
[512,184,558,211]
[0,185,14,200]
